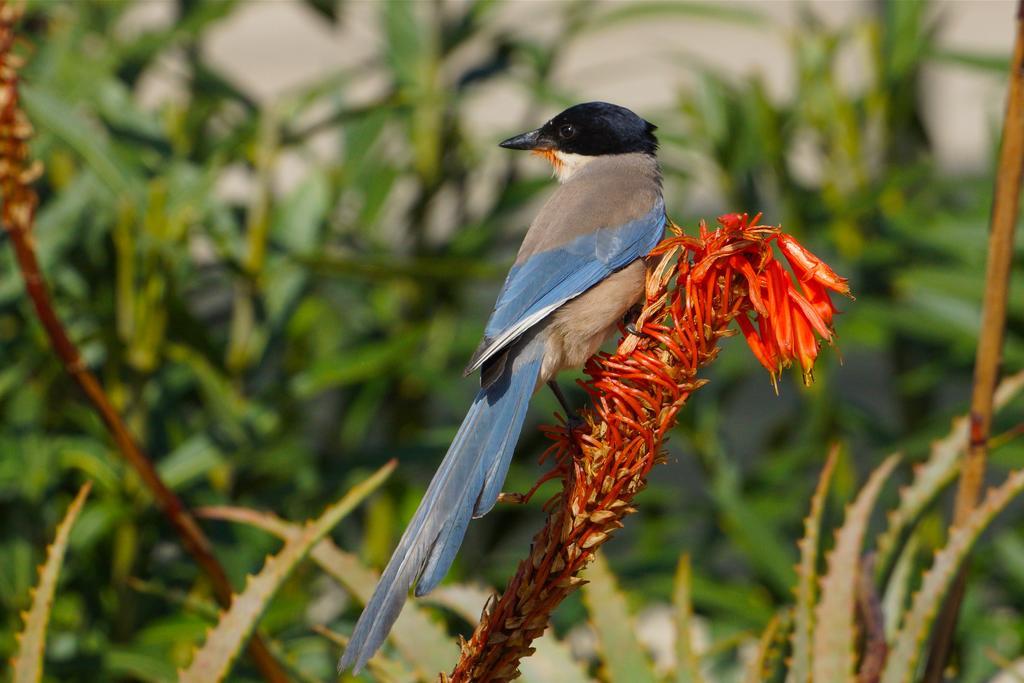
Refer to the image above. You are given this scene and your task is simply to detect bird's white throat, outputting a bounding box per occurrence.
[530,149,597,182]
[550,151,595,182]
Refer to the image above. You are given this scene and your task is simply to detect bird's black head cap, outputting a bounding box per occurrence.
[500,102,658,156]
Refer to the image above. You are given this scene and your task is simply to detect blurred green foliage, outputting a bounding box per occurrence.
[1,0,1023,681]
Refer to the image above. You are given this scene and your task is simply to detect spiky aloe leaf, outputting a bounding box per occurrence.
[311,626,415,683]
[875,371,1024,580]
[11,482,92,683]
[179,461,394,683]
[673,554,705,683]
[881,533,919,641]
[313,624,416,683]
[420,583,492,623]
[127,576,221,620]
[581,552,659,683]
[124,578,321,683]
[880,467,1024,683]
[812,454,899,683]
[197,499,456,679]
[788,446,838,683]
[518,637,595,683]
[763,611,794,683]
[744,613,783,683]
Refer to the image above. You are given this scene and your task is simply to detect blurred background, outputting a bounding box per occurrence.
[1,0,1023,681]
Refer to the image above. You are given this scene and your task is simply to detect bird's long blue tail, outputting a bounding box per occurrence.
[338,340,544,673]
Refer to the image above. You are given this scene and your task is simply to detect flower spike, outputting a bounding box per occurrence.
[449,213,849,682]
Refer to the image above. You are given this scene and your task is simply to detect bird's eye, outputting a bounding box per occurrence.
[558,124,575,139]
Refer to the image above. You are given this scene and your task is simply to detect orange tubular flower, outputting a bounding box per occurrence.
[707,214,850,385]
[776,232,851,295]
[447,213,849,683]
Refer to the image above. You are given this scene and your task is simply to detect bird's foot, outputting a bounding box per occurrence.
[497,492,527,505]
[499,464,564,506]
[565,413,586,431]
[623,303,645,337]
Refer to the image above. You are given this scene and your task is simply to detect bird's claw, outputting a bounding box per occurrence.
[497,492,527,505]
[623,303,645,337]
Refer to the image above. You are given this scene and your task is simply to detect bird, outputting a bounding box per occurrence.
[339,101,666,673]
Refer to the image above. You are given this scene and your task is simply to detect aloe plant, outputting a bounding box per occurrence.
[11,483,91,683]
[404,412,1022,683]
[352,376,1024,683]
[1,1,1022,681]
[196,497,458,680]
[674,555,706,683]
[179,462,394,682]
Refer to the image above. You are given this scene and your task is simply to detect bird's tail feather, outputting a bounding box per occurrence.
[338,342,544,674]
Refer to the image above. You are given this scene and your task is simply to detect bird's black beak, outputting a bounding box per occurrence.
[499,128,548,151]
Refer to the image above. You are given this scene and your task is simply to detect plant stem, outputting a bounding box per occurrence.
[0,7,287,682]
[924,3,1024,680]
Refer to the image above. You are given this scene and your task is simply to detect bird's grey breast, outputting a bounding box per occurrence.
[515,152,663,264]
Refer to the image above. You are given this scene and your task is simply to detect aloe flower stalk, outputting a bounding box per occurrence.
[445,214,849,683]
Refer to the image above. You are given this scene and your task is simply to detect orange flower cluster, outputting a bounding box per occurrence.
[715,213,851,385]
[447,215,848,682]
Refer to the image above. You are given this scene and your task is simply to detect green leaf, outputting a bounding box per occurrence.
[105,647,178,683]
[271,171,330,253]
[113,0,240,81]
[875,371,1024,580]
[296,253,503,282]
[197,500,458,680]
[994,532,1024,594]
[709,458,795,594]
[165,343,264,442]
[314,624,417,683]
[21,84,137,197]
[878,0,934,82]
[12,482,92,683]
[743,612,782,683]
[584,1,767,31]
[291,327,424,397]
[881,468,1024,683]
[581,552,658,683]
[155,435,225,491]
[520,636,595,683]
[928,47,1010,73]
[381,0,427,86]
[420,583,491,624]
[881,534,918,641]
[813,455,900,683]
[789,446,839,683]
[673,554,705,683]
[179,461,395,682]
[57,437,122,494]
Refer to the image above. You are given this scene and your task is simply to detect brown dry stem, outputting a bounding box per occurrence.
[924,2,1024,680]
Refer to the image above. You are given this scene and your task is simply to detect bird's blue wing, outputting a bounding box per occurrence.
[466,197,665,374]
